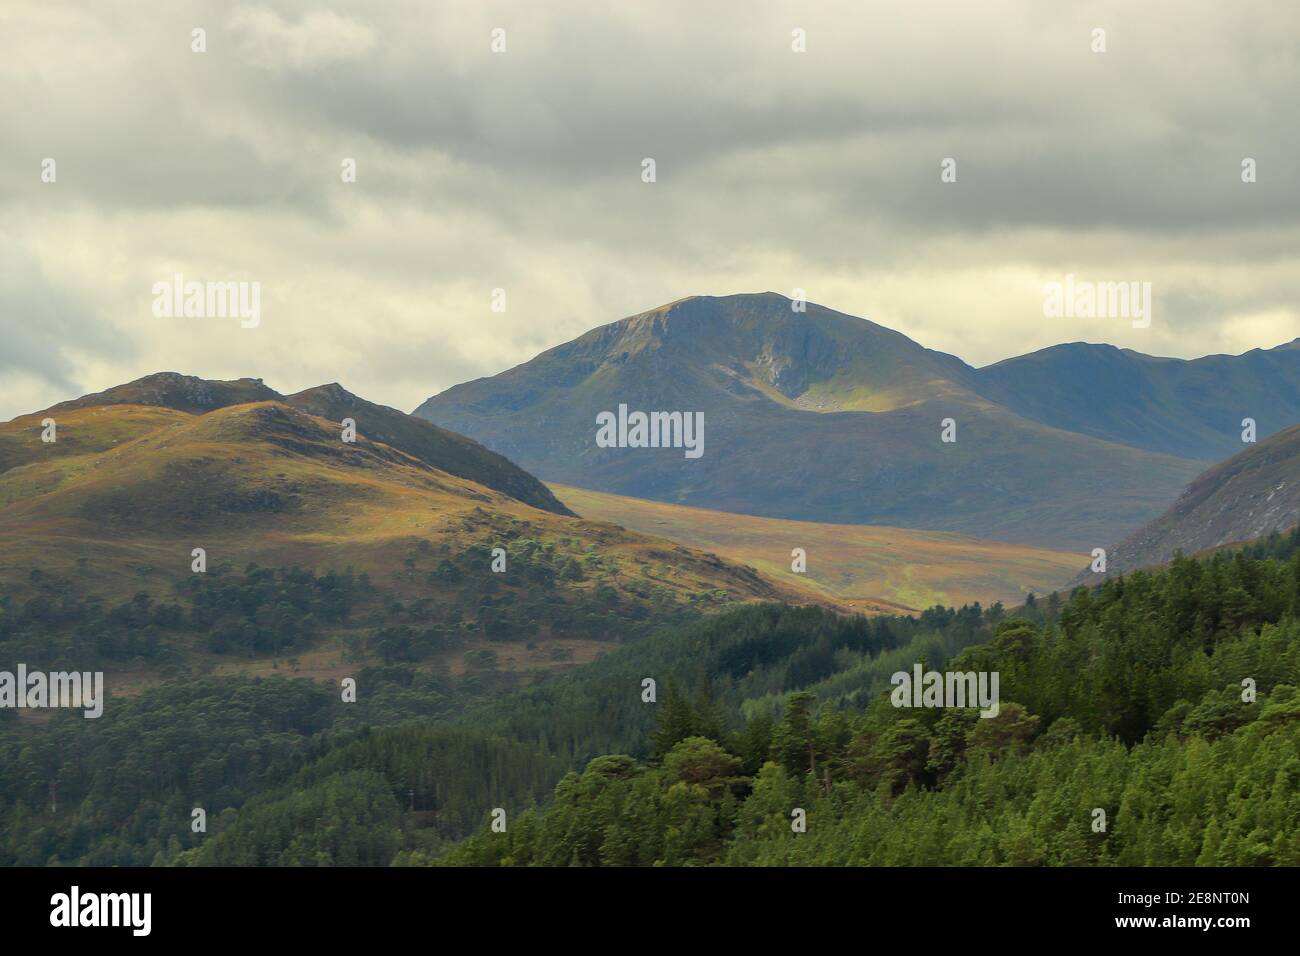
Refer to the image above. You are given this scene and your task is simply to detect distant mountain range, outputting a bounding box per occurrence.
[1078,423,1300,581]
[977,338,1300,460]
[415,293,1300,549]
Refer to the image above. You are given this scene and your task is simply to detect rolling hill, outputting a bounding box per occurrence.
[0,377,812,686]
[1080,423,1300,580]
[413,293,1258,548]
[282,382,574,517]
[550,483,1083,610]
[7,372,571,516]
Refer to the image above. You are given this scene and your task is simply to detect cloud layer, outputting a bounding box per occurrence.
[2,0,1297,420]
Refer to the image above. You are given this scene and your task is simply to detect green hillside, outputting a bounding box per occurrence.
[0,384,802,694]
[7,373,571,517]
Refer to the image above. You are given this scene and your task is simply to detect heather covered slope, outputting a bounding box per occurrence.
[0,384,810,691]
[1081,424,1300,580]
[284,383,573,516]
[3,373,572,517]
[415,293,1207,548]
[550,482,1082,610]
[0,394,791,607]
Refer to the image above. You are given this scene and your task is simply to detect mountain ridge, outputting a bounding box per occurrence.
[6,373,572,517]
[415,292,1294,548]
[976,337,1300,458]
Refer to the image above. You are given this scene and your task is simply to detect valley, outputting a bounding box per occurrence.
[549,483,1083,610]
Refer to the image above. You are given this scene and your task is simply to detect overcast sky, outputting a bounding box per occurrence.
[2,0,1297,421]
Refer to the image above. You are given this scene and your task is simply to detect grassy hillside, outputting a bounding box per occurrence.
[284,383,573,516]
[0,389,808,693]
[0,403,190,478]
[550,483,1082,610]
[8,372,571,517]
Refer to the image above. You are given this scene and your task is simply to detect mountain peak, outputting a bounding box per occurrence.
[289,382,361,406]
[281,382,575,516]
[586,291,978,410]
[52,372,282,415]
[414,294,1300,548]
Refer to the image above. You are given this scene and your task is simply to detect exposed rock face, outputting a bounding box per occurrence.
[51,372,281,414]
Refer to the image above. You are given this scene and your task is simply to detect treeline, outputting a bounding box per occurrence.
[159,603,1008,865]
[410,528,711,642]
[1,528,717,672]
[434,540,1300,866]
[0,563,370,667]
[0,662,487,865]
[2,594,999,865]
[458,602,1004,767]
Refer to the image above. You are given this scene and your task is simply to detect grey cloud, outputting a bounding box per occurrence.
[0,0,1296,422]
[0,239,133,393]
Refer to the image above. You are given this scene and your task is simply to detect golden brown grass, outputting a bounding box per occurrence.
[550,483,1083,610]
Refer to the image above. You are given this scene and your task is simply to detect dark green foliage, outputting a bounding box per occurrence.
[179,770,402,866]
[0,666,479,865]
[6,540,1300,867]
[0,677,340,865]
[420,536,701,642]
[0,563,367,667]
[187,564,360,656]
[437,547,1300,866]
